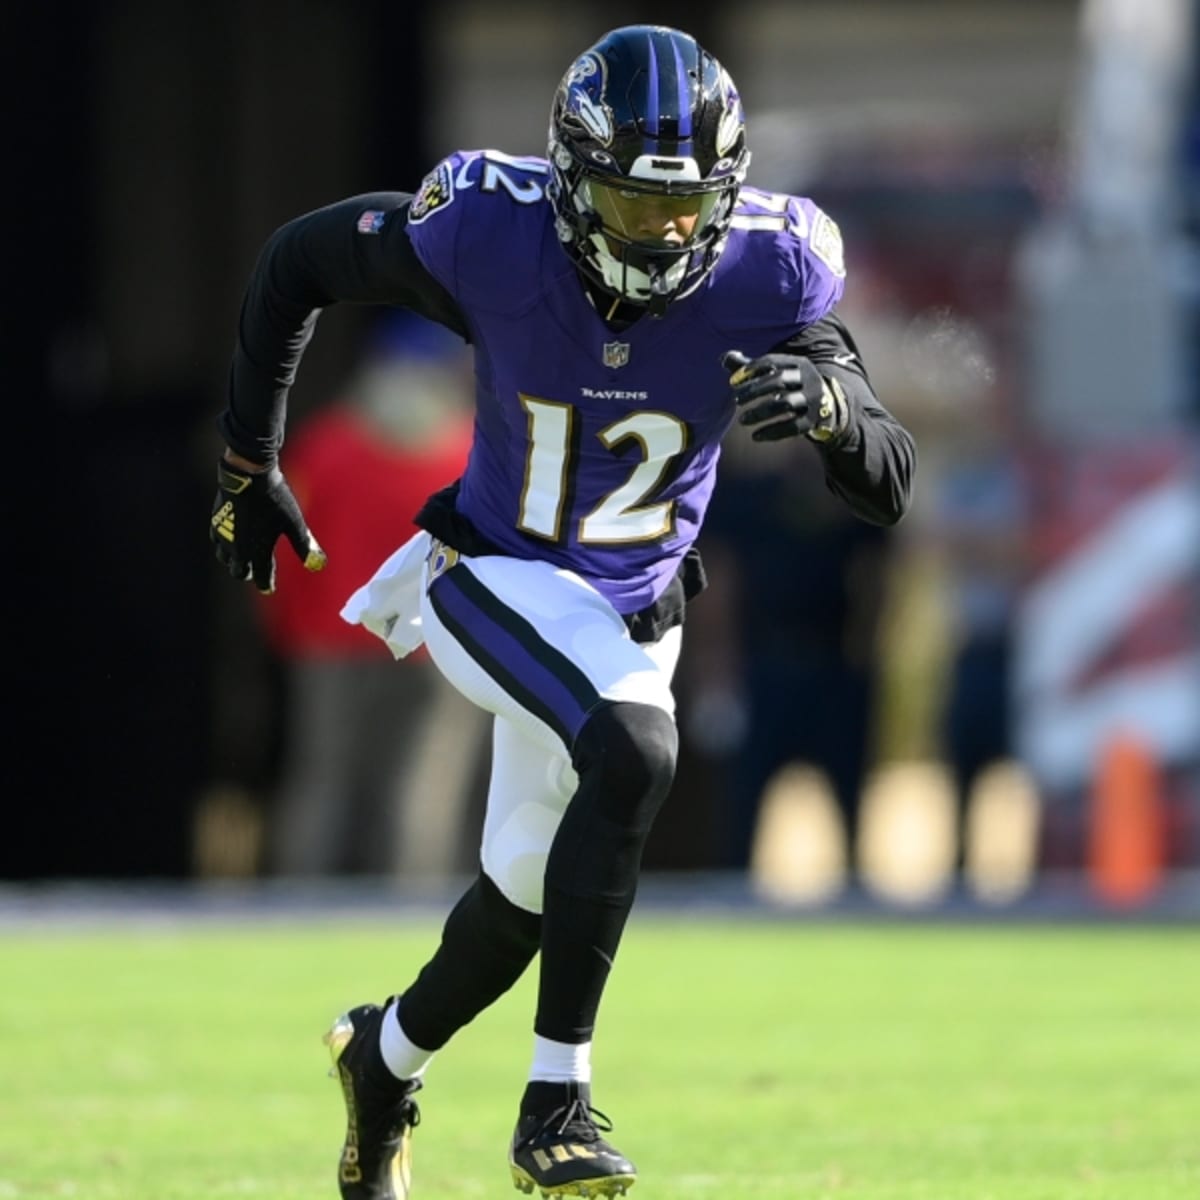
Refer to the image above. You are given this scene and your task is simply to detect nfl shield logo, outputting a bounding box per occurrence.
[356,209,386,234]
[603,341,630,368]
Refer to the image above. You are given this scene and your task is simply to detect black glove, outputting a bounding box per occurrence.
[723,350,849,443]
[209,458,326,594]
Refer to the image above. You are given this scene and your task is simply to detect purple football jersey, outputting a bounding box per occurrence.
[405,149,845,614]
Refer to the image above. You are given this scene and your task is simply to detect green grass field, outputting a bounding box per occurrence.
[1,913,1197,1199]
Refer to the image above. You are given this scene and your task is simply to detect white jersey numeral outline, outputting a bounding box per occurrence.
[477,152,549,204]
[730,189,809,239]
[517,398,688,544]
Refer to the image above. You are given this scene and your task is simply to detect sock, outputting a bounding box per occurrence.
[529,1034,592,1083]
[379,998,436,1082]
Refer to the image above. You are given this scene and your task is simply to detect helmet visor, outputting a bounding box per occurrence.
[585,179,724,247]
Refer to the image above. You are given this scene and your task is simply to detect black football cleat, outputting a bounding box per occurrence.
[324,1004,422,1200]
[509,1082,636,1198]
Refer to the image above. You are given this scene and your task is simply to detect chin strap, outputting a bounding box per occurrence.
[645,268,670,318]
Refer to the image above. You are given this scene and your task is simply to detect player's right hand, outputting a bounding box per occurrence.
[209,458,326,594]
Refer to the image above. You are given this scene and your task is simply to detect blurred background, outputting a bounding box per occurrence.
[9,0,1199,916]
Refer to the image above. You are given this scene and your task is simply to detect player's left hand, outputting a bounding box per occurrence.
[723,350,848,443]
[209,457,327,594]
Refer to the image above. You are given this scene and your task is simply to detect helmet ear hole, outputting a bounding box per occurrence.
[547,25,749,313]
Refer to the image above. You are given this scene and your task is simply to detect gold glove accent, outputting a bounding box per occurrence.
[807,377,848,443]
[216,464,254,494]
[211,501,236,542]
[303,538,328,572]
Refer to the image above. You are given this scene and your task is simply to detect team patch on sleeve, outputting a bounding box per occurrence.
[408,161,455,224]
[809,209,846,277]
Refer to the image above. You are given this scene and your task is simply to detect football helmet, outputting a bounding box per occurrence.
[548,25,751,316]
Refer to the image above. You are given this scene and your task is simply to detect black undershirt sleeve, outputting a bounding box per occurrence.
[772,314,916,526]
[220,193,468,464]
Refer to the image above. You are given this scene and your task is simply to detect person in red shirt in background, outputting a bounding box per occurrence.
[260,309,486,877]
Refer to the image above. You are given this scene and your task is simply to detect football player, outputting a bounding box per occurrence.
[210,24,915,1199]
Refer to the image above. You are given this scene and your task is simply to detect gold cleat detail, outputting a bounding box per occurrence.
[390,1133,413,1199]
[509,1166,635,1198]
[323,1012,355,1077]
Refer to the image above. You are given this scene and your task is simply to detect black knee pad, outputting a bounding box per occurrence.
[571,701,679,833]
[544,702,677,905]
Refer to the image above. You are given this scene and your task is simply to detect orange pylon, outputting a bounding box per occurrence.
[1087,731,1165,907]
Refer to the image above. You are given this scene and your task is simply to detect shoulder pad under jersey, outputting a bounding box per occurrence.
[713,187,847,333]
[405,149,557,313]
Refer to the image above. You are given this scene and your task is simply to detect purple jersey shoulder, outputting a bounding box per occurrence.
[704,187,846,336]
[405,150,565,312]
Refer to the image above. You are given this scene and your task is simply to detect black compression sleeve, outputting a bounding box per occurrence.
[773,315,916,526]
[219,193,469,464]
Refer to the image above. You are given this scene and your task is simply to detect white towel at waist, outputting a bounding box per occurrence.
[339,530,431,659]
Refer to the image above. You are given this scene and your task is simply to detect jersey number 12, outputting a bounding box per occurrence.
[517,396,689,544]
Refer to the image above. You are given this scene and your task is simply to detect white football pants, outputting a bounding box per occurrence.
[343,532,682,912]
